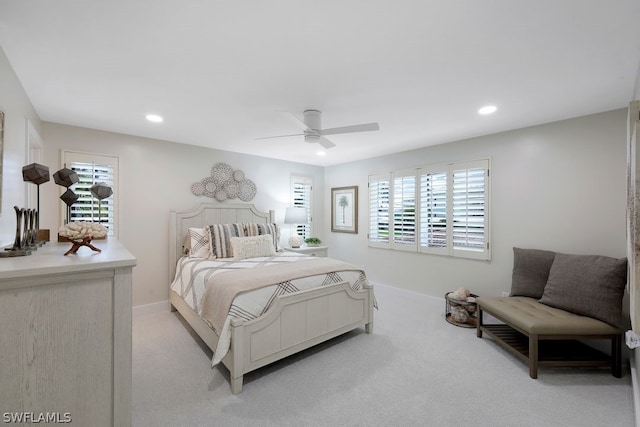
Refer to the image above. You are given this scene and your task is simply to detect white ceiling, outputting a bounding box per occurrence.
[1,1,639,166]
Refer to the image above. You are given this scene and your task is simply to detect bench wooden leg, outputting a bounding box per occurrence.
[612,334,622,378]
[476,306,483,338]
[529,334,538,379]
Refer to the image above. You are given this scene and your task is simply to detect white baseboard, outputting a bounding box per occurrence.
[133,300,171,318]
[631,349,640,427]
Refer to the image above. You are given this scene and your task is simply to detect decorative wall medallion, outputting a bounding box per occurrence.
[192,162,257,202]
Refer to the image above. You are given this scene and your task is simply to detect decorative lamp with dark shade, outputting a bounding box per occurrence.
[284,207,308,248]
[22,162,50,235]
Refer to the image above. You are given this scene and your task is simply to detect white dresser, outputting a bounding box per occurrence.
[0,239,136,426]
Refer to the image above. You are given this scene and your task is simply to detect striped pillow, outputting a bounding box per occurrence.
[244,223,281,251]
[208,223,245,258]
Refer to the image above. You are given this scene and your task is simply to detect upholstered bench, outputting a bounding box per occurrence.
[476,248,626,378]
[476,296,622,378]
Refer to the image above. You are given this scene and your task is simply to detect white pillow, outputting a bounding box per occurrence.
[188,227,210,258]
[230,235,275,260]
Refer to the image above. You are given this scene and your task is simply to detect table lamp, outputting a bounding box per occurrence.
[284,207,308,248]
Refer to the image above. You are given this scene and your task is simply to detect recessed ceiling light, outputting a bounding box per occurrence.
[146,114,163,123]
[316,150,326,156]
[478,105,497,115]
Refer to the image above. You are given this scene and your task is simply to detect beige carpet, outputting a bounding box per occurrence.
[133,283,634,426]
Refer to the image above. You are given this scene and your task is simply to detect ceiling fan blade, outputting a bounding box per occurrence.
[320,122,379,136]
[281,111,310,131]
[319,137,336,149]
[254,133,304,141]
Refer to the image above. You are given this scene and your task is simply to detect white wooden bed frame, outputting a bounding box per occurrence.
[168,203,374,394]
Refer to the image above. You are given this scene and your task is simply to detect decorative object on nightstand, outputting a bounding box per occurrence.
[304,237,322,247]
[445,287,478,328]
[284,207,308,248]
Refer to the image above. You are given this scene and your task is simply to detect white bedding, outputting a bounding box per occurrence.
[170,252,369,366]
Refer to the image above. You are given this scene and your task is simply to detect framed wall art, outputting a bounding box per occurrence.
[331,186,358,233]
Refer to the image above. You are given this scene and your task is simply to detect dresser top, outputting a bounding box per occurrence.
[0,238,136,280]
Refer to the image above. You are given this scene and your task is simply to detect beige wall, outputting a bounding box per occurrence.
[39,123,325,306]
[0,47,42,246]
[325,109,628,300]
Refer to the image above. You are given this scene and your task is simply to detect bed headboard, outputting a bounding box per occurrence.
[169,203,275,282]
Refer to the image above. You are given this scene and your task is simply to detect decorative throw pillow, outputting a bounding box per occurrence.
[230,235,276,260]
[208,223,245,258]
[539,253,627,327]
[244,223,281,251]
[188,227,210,258]
[510,247,557,298]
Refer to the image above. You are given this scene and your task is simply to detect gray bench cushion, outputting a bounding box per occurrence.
[477,296,621,335]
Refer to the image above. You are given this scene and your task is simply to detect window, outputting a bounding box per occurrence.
[419,166,448,255]
[290,176,312,239]
[368,174,390,248]
[62,151,119,238]
[369,159,490,260]
[392,170,417,251]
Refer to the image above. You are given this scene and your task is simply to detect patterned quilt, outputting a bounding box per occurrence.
[170,252,369,366]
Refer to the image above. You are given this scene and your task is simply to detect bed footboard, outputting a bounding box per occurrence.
[228,281,374,394]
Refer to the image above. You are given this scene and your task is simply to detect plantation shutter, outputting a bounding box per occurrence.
[291,176,312,239]
[419,167,448,255]
[451,160,489,260]
[368,173,390,248]
[392,170,418,251]
[62,151,118,238]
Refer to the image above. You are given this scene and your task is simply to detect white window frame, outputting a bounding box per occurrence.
[61,151,119,238]
[290,175,313,239]
[369,159,491,260]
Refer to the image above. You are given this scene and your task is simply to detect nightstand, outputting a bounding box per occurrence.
[284,245,328,257]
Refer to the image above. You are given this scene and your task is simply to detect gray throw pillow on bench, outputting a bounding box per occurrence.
[539,253,627,327]
[510,248,557,299]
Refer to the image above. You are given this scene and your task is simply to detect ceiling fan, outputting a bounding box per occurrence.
[256,110,379,149]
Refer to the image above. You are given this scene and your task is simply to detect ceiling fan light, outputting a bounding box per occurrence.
[304,134,320,143]
[146,114,163,123]
[478,105,497,115]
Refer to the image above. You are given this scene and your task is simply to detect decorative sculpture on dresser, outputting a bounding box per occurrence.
[22,162,50,242]
[58,222,108,255]
[0,206,33,257]
[54,167,79,224]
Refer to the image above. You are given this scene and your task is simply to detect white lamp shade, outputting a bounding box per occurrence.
[284,207,307,248]
[284,207,308,224]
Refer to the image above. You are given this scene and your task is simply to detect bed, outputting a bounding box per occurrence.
[168,203,375,394]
